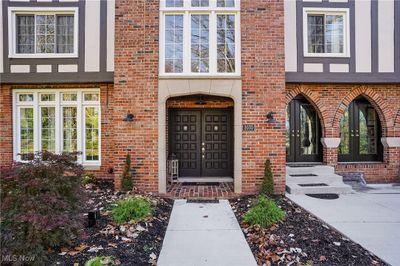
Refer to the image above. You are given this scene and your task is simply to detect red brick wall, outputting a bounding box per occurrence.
[113,0,160,191]
[0,85,13,167]
[0,83,115,180]
[241,1,286,194]
[286,83,400,183]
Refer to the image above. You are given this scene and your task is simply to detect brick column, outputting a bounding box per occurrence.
[241,1,286,194]
[321,138,341,166]
[0,85,13,168]
[113,0,160,192]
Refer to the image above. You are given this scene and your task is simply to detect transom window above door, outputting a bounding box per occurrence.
[160,0,241,76]
[9,7,78,58]
[303,8,349,57]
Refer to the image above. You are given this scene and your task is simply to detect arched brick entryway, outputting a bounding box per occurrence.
[286,85,328,137]
[332,86,392,138]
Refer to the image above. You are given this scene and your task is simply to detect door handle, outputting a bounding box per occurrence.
[202,147,205,152]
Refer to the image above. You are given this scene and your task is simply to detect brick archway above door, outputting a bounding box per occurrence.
[158,79,242,194]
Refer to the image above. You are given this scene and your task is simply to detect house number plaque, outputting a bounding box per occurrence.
[243,124,256,131]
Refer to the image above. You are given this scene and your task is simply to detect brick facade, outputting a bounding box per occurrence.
[240,0,286,193]
[286,83,400,183]
[1,1,399,196]
[112,0,160,191]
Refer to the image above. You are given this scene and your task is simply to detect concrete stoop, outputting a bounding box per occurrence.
[286,165,353,195]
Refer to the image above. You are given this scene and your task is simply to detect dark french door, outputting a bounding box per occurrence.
[286,97,322,162]
[338,98,382,162]
[169,109,233,177]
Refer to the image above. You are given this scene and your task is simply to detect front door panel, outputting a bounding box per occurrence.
[170,110,201,176]
[169,109,232,177]
[202,110,232,177]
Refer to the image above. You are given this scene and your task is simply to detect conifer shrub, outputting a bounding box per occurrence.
[121,154,133,192]
[261,159,274,196]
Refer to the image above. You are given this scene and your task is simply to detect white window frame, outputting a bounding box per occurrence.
[8,7,79,58]
[303,7,350,58]
[13,89,101,167]
[159,0,241,77]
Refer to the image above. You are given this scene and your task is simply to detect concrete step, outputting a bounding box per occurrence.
[286,182,353,195]
[286,174,343,184]
[286,165,335,175]
[285,165,352,195]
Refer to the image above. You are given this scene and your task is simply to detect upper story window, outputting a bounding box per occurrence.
[160,0,241,76]
[9,7,78,58]
[303,8,349,57]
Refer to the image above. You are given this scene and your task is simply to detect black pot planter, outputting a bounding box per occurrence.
[88,210,100,227]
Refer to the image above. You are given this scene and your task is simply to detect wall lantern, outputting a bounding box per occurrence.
[123,112,134,122]
[266,112,276,123]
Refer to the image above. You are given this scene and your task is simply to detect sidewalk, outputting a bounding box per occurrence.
[157,199,257,266]
[287,184,400,266]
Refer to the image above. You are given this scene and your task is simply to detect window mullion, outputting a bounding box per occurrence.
[34,14,37,54]
[183,11,191,74]
[77,92,83,164]
[33,92,40,154]
[55,92,61,154]
[209,11,217,74]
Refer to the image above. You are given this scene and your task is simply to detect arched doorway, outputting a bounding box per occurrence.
[167,95,234,178]
[338,96,383,162]
[286,96,323,162]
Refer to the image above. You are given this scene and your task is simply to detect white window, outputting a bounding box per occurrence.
[303,8,350,57]
[13,89,101,166]
[8,7,78,58]
[160,0,241,76]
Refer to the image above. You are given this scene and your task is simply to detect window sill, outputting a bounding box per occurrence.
[304,53,350,58]
[159,74,242,80]
[337,161,384,165]
[9,54,78,59]
[83,165,101,171]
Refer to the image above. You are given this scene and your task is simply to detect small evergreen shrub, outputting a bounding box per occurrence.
[244,195,286,228]
[84,256,114,266]
[0,152,86,264]
[82,173,97,185]
[111,197,151,224]
[261,159,274,196]
[121,154,133,192]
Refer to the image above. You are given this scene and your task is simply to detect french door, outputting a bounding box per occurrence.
[338,98,382,162]
[169,109,233,177]
[286,97,322,162]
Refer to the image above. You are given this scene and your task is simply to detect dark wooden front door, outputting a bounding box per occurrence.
[338,98,382,162]
[286,97,323,162]
[169,109,233,177]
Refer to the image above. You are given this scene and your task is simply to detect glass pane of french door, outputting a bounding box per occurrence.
[299,103,318,155]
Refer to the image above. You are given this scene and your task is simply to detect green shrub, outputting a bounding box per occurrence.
[111,197,151,224]
[84,256,114,266]
[121,154,133,191]
[0,152,85,264]
[261,159,274,196]
[82,173,97,185]
[244,195,286,228]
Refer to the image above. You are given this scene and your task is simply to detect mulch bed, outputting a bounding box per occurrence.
[230,196,388,266]
[48,181,173,266]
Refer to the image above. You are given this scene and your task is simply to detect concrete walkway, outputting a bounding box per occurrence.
[158,199,257,266]
[287,184,400,266]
